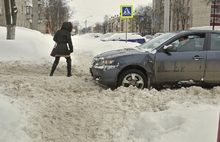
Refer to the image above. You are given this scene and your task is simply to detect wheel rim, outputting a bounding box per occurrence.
[122,73,144,89]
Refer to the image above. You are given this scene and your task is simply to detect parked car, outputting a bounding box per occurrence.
[99,33,114,40]
[144,35,153,41]
[153,32,163,38]
[90,30,220,89]
[100,33,146,44]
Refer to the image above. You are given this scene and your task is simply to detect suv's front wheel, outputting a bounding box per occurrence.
[118,69,147,89]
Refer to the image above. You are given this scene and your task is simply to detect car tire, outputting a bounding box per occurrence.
[118,69,147,89]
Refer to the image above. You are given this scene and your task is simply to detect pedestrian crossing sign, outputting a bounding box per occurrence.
[120,5,133,18]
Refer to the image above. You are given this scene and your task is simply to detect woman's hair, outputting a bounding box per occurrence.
[69,22,73,32]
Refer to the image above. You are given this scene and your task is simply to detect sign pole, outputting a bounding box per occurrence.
[120,4,133,43]
[126,18,127,43]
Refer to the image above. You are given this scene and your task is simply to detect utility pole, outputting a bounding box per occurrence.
[4,0,18,40]
[164,0,170,32]
[4,0,11,25]
[213,0,216,30]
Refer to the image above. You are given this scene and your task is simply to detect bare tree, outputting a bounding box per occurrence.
[44,0,74,35]
[135,5,153,36]
[171,0,188,31]
[91,22,102,33]
[102,15,109,34]
[153,2,163,33]
[202,0,220,4]
[4,0,18,40]
[72,21,79,34]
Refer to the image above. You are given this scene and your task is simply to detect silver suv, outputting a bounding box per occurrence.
[90,30,220,89]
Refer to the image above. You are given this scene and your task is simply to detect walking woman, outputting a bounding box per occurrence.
[50,22,74,77]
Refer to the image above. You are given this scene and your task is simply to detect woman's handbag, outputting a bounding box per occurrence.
[50,43,56,57]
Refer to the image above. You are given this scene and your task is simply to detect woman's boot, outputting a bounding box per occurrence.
[67,60,72,77]
[50,63,57,76]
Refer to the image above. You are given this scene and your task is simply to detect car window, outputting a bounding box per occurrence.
[210,33,220,50]
[169,34,205,52]
[137,33,177,52]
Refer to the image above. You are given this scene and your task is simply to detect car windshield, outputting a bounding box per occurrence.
[136,33,177,52]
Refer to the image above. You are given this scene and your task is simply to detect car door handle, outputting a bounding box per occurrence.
[192,55,204,60]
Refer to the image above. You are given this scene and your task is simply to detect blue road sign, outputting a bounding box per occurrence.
[120,5,133,18]
[122,7,131,16]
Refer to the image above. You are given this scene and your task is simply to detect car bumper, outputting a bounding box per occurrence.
[90,67,120,87]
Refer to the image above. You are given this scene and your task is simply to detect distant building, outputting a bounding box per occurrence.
[0,0,45,33]
[210,1,220,27]
[153,0,216,32]
[107,15,121,33]
[0,1,5,24]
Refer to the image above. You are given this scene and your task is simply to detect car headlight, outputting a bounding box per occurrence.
[92,57,119,70]
[102,59,115,65]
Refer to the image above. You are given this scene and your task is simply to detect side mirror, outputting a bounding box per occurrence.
[163,44,176,53]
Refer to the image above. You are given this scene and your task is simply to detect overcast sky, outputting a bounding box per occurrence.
[68,0,152,27]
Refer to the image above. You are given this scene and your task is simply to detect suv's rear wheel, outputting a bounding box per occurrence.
[118,69,147,89]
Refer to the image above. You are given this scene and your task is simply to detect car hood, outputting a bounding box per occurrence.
[96,48,143,58]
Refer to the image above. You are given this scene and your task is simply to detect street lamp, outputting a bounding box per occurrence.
[85,15,92,33]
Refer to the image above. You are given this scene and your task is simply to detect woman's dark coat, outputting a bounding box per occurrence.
[53,22,73,56]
